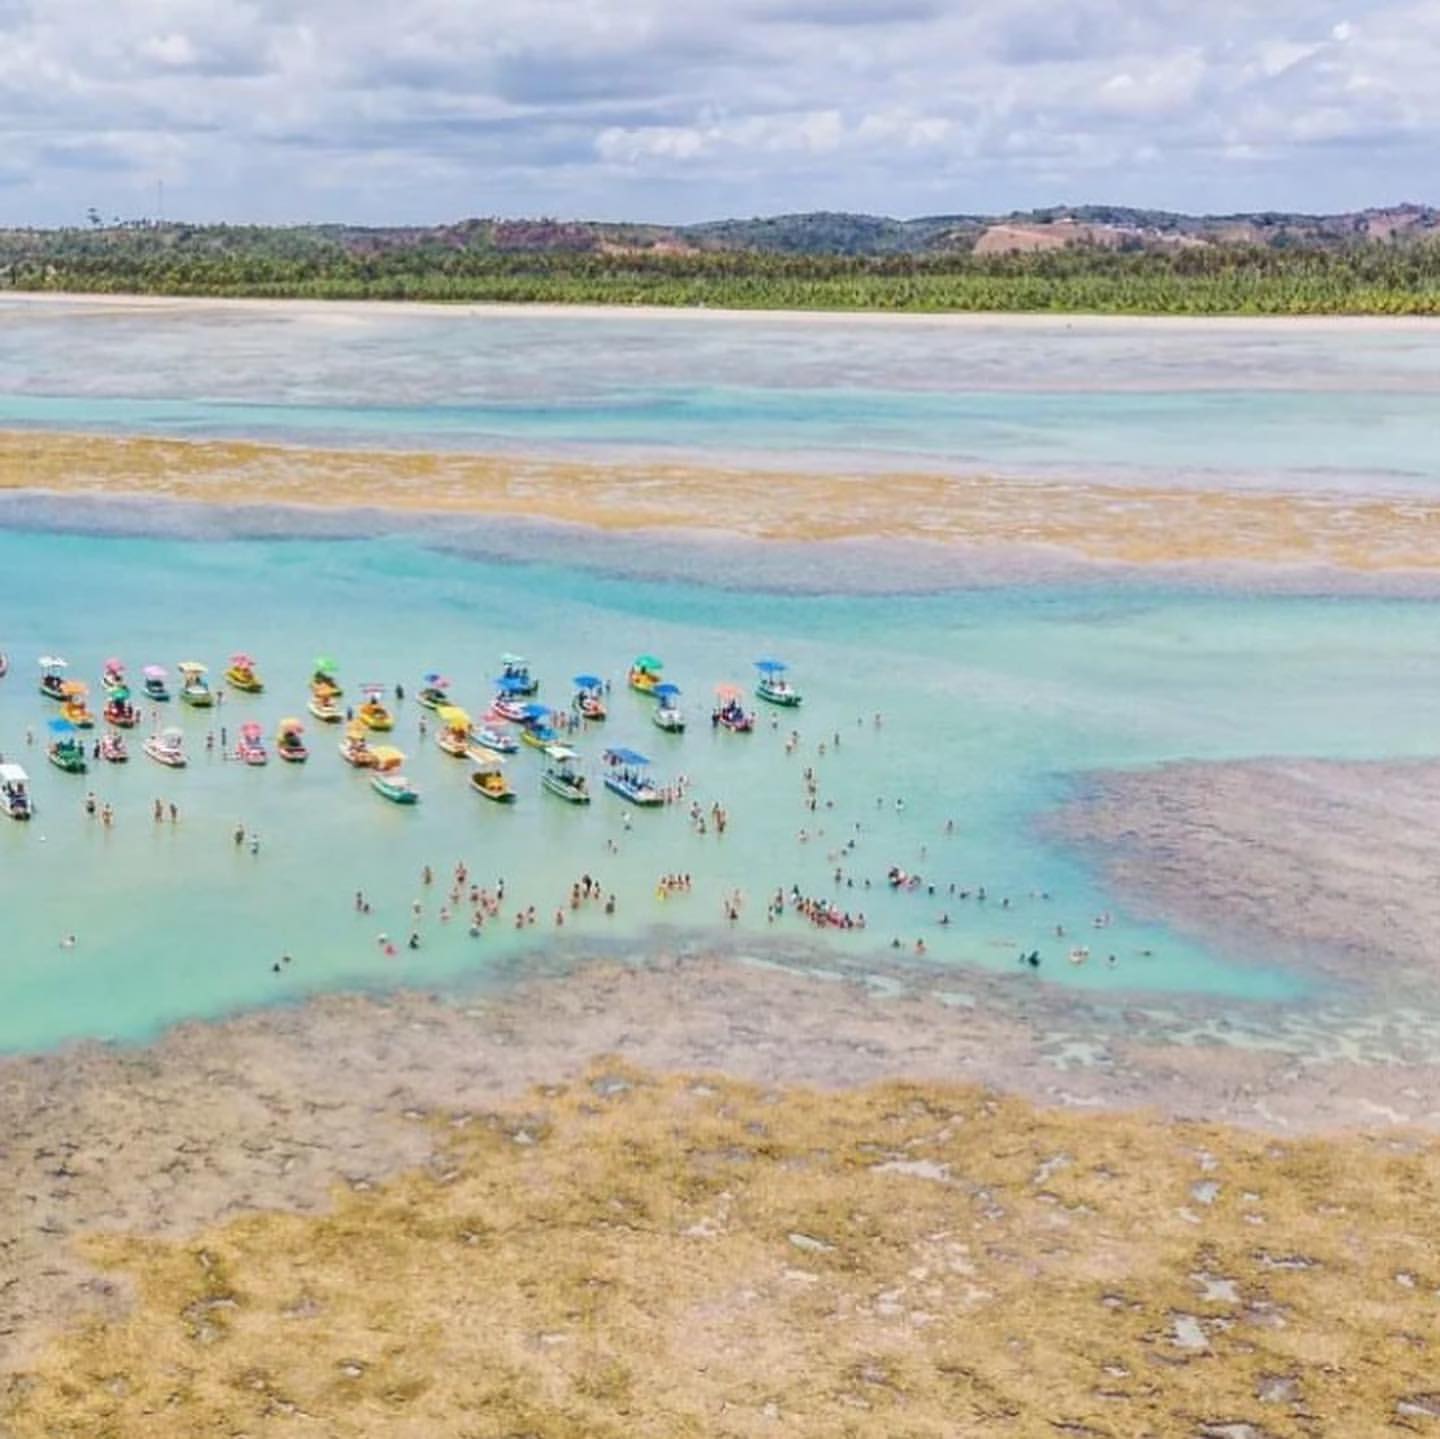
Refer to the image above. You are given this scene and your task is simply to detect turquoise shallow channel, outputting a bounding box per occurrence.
[4,519,1440,1052]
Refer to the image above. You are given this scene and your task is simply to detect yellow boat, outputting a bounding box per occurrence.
[435,704,471,757]
[60,681,95,729]
[357,684,394,731]
[339,721,376,767]
[225,652,265,693]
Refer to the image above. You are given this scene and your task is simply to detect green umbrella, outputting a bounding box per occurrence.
[313,655,338,674]
[633,654,663,670]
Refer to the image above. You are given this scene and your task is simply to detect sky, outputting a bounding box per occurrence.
[0,0,1434,226]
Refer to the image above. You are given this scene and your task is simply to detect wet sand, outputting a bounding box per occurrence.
[1055,757,1440,988]
[6,428,1440,572]
[5,944,1440,1379]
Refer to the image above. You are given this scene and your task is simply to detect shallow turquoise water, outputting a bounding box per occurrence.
[2,300,1438,491]
[5,523,1440,1051]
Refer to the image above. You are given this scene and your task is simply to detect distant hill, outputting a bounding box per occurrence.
[5,204,1438,261]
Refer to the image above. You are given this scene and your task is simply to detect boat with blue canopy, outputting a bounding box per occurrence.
[519,703,559,749]
[499,653,539,696]
[755,658,803,707]
[491,674,534,722]
[651,682,685,733]
[603,747,663,805]
[572,674,607,721]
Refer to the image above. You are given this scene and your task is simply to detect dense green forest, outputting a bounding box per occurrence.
[3,217,1440,313]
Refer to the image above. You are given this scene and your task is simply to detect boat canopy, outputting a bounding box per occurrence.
[714,683,742,698]
[240,722,262,739]
[0,763,29,784]
[633,654,663,671]
[520,703,550,721]
[38,656,67,669]
[60,680,88,697]
[178,661,208,675]
[360,682,386,697]
[437,705,471,729]
[652,682,681,698]
[346,720,368,739]
[110,685,131,701]
[500,652,528,667]
[754,658,788,674]
[545,744,580,763]
[369,745,405,765]
[229,652,256,668]
[494,675,531,694]
[143,664,167,679]
[103,657,124,671]
[313,655,338,673]
[572,674,603,690]
[160,726,184,743]
[278,716,304,731]
[47,718,75,735]
[604,747,650,767]
[422,672,449,687]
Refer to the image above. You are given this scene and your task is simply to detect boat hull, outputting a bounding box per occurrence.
[225,669,264,693]
[542,773,590,804]
[603,775,662,806]
[143,744,186,767]
[371,776,419,804]
[308,700,343,723]
[47,750,87,774]
[756,683,802,707]
[470,775,516,803]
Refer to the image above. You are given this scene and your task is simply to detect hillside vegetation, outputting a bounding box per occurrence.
[3,206,1440,313]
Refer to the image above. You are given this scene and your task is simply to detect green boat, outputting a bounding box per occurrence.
[754,658,803,707]
[47,720,87,774]
[371,772,420,805]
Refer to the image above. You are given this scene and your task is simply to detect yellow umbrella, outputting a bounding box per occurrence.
[436,705,471,730]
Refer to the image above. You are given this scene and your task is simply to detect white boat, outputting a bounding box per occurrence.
[143,727,187,767]
[541,744,590,804]
[651,683,685,733]
[602,747,663,806]
[0,762,33,819]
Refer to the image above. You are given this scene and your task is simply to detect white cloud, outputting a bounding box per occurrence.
[0,0,1432,223]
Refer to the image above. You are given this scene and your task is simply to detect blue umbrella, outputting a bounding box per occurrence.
[572,674,603,690]
[494,675,530,694]
[48,718,76,735]
[755,658,788,675]
[521,703,551,721]
[422,672,447,687]
[652,682,681,698]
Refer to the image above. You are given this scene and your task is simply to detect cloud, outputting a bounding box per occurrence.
[0,0,1433,225]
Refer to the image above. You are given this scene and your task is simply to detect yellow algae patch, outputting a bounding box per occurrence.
[4,428,1440,570]
[7,1067,1439,1436]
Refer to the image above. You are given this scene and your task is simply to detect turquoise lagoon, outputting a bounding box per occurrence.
[4,520,1440,1052]
[2,301,1439,1054]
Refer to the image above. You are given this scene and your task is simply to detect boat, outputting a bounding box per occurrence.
[0,762,33,819]
[572,674,607,721]
[417,672,450,710]
[143,727,187,767]
[104,685,139,728]
[39,656,68,701]
[713,684,755,733]
[541,745,590,804]
[435,705,472,757]
[276,718,309,763]
[46,720,88,774]
[356,684,394,731]
[469,753,516,803]
[308,683,344,723]
[312,656,343,697]
[0,651,9,679]
[339,721,377,767]
[101,658,127,695]
[235,721,268,766]
[99,731,129,764]
[628,654,664,696]
[602,747,663,806]
[518,704,559,750]
[60,681,95,729]
[498,653,539,696]
[471,722,518,755]
[755,658,803,707]
[225,652,265,693]
[651,682,685,733]
[490,675,534,722]
[369,746,418,804]
[178,661,214,708]
[143,664,171,702]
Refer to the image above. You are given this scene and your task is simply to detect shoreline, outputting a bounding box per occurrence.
[7,428,1440,578]
[6,287,1440,331]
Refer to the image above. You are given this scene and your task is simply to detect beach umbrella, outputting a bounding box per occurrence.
[572,674,603,690]
[633,654,663,670]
